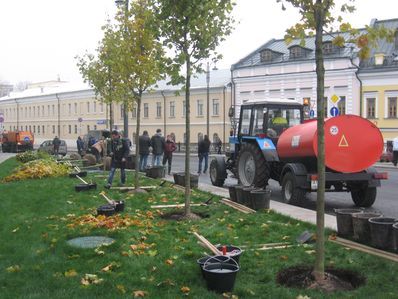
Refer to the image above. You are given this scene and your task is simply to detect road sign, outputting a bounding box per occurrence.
[97,120,106,125]
[309,110,315,118]
[330,106,339,117]
[331,94,340,104]
[78,117,83,123]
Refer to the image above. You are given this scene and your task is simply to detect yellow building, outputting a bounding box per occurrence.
[0,70,232,149]
[359,19,398,142]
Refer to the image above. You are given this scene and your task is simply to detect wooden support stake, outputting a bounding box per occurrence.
[329,236,398,263]
[99,192,115,205]
[151,203,203,209]
[111,186,157,191]
[193,232,221,255]
[221,198,256,213]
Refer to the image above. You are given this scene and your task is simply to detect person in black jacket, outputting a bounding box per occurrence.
[151,129,165,166]
[139,130,151,171]
[198,135,211,174]
[105,130,130,188]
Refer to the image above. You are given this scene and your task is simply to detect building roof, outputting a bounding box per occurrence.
[0,69,231,102]
[359,18,398,72]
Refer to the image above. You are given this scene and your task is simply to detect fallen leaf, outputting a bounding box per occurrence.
[297,295,311,299]
[148,250,158,257]
[116,284,126,294]
[133,290,148,297]
[6,265,21,273]
[282,236,290,240]
[165,259,173,266]
[12,227,19,233]
[279,255,289,261]
[81,274,103,286]
[305,250,316,255]
[180,286,190,294]
[64,269,78,277]
[156,279,175,287]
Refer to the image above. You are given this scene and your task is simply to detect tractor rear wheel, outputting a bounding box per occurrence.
[351,187,376,207]
[237,143,269,188]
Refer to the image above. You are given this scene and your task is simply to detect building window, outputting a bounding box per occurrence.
[74,103,78,114]
[337,96,346,115]
[94,102,97,113]
[94,125,97,130]
[367,98,376,118]
[144,103,149,118]
[37,106,40,117]
[182,101,186,117]
[289,46,303,59]
[388,97,397,118]
[33,107,35,117]
[42,126,45,134]
[212,99,220,116]
[156,102,162,118]
[169,101,175,117]
[38,126,40,134]
[33,125,36,133]
[68,104,72,115]
[197,100,204,116]
[52,125,55,134]
[87,102,90,113]
[260,49,272,62]
[74,125,78,134]
[323,42,334,55]
[132,105,137,118]
[29,125,31,132]
[52,105,55,115]
[68,125,72,134]
[47,105,50,115]
[42,106,44,116]
[87,125,90,132]
[100,102,104,113]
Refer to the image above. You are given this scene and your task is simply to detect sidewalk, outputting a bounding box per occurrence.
[164,174,337,231]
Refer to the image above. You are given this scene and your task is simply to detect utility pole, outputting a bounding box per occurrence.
[206,61,210,137]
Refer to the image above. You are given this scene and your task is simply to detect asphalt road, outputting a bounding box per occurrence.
[1,151,397,218]
[169,154,398,218]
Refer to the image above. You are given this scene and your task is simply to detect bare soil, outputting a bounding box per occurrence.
[277,265,366,293]
[161,211,208,221]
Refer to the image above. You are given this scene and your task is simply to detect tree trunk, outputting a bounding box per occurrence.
[184,58,191,216]
[134,93,142,189]
[313,0,326,282]
[109,103,114,130]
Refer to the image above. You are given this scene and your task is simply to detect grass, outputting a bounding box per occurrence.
[0,157,398,298]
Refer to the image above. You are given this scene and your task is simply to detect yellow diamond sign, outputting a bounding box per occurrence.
[331,94,340,104]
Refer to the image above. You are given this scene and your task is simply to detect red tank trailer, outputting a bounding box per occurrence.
[277,115,384,173]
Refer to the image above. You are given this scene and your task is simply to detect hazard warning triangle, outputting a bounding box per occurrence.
[338,134,349,147]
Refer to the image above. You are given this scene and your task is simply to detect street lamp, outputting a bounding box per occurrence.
[115,0,129,139]
[206,61,217,138]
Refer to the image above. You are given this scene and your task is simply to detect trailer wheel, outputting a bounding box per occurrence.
[351,187,377,207]
[237,143,269,188]
[210,158,226,187]
[281,172,306,204]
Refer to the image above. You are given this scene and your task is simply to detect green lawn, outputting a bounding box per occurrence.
[0,157,397,299]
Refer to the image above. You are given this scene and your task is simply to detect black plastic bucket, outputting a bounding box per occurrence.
[114,200,125,212]
[369,217,396,250]
[228,185,238,202]
[393,223,398,253]
[197,255,232,279]
[202,256,239,293]
[69,171,87,178]
[250,189,271,210]
[97,204,116,216]
[75,183,97,192]
[235,186,244,204]
[352,212,382,243]
[242,187,254,207]
[197,256,211,278]
[335,208,363,237]
[216,245,242,264]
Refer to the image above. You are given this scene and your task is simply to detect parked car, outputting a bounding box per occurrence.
[38,140,68,156]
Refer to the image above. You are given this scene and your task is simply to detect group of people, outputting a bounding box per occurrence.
[139,129,176,175]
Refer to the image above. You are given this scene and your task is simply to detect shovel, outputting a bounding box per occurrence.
[74,175,97,192]
[99,192,125,212]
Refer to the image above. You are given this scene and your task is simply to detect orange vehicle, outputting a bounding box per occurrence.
[1,131,34,153]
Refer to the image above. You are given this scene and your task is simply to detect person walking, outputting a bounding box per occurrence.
[216,136,222,154]
[163,135,177,175]
[53,136,61,156]
[151,129,165,166]
[393,136,398,166]
[139,130,151,171]
[76,136,84,156]
[105,130,130,189]
[198,135,211,174]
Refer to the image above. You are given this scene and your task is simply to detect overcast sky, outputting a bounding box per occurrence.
[0,0,397,85]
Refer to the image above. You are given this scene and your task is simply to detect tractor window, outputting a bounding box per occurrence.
[240,107,252,135]
[252,106,266,135]
[267,108,301,137]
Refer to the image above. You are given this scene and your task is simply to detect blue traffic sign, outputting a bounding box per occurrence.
[330,106,339,117]
[309,110,315,118]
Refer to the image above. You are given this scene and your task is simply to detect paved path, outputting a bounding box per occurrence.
[0,152,15,164]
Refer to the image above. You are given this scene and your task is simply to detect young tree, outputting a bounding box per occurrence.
[113,0,166,189]
[278,0,393,282]
[155,0,235,218]
[76,22,120,130]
